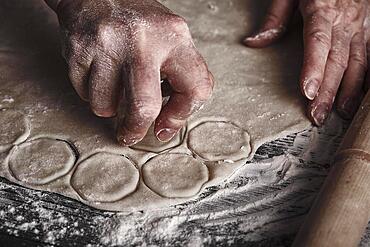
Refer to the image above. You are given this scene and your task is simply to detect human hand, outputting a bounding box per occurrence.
[244,0,370,126]
[45,0,214,145]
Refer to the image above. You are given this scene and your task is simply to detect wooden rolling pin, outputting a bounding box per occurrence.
[293,91,370,247]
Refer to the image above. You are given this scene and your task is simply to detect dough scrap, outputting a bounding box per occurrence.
[142,153,209,198]
[188,121,251,161]
[8,138,76,185]
[71,152,139,202]
[0,110,30,150]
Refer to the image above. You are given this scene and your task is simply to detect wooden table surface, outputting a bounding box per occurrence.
[1,116,369,247]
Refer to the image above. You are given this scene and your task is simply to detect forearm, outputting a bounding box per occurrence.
[44,0,61,11]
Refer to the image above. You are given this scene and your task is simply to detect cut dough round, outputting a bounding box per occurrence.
[131,125,185,153]
[142,153,209,198]
[8,138,76,185]
[0,110,30,149]
[71,152,139,202]
[188,121,251,161]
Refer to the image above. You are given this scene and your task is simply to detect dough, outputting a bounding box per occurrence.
[70,152,139,202]
[0,109,30,151]
[188,121,251,161]
[142,153,209,198]
[0,0,310,211]
[7,138,76,185]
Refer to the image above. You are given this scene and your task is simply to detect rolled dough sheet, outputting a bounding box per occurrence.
[0,0,310,211]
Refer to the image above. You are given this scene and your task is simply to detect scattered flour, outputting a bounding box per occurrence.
[1,119,368,246]
[2,95,14,103]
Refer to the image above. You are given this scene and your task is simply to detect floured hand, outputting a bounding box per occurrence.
[244,0,370,126]
[45,0,214,145]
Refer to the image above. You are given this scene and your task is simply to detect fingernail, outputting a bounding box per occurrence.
[304,79,319,100]
[156,128,177,142]
[311,103,330,126]
[93,109,116,118]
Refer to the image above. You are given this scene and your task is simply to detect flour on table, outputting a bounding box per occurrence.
[0,109,30,151]
[142,153,209,198]
[0,0,310,211]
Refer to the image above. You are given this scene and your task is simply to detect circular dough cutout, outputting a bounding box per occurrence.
[8,138,76,185]
[142,153,209,198]
[71,152,139,202]
[188,121,251,161]
[131,125,185,153]
[0,110,30,148]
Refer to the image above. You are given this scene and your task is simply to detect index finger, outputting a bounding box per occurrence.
[116,61,162,146]
[300,10,335,100]
[155,46,213,142]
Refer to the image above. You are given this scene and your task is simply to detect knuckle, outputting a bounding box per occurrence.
[190,79,213,101]
[302,5,336,21]
[350,52,367,68]
[64,38,83,60]
[167,14,191,37]
[351,37,366,49]
[68,57,89,72]
[351,38,365,49]
[96,23,120,52]
[329,51,349,69]
[128,98,161,123]
[65,38,92,62]
[308,29,331,48]
[345,6,363,23]
[337,60,348,69]
[169,14,187,26]
[330,56,348,69]
[351,36,367,67]
[69,35,85,51]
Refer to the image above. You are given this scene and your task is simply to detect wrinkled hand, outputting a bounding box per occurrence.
[46,0,213,146]
[244,0,370,126]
